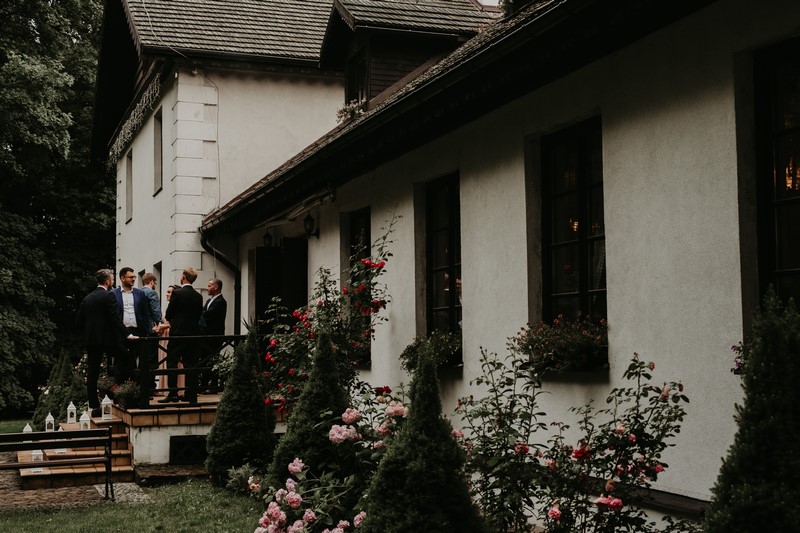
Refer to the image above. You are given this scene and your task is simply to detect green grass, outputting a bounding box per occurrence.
[0,419,27,434]
[0,479,262,532]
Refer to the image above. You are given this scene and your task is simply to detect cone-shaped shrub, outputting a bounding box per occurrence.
[267,331,351,488]
[704,291,800,532]
[32,352,85,430]
[362,346,487,533]
[206,327,276,484]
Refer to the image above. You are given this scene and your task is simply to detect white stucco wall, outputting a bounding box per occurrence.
[283,0,800,503]
[115,67,343,324]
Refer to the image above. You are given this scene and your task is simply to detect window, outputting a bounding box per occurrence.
[125,150,133,223]
[154,107,163,195]
[541,117,606,321]
[346,49,368,105]
[426,174,462,337]
[755,41,800,303]
[345,207,371,365]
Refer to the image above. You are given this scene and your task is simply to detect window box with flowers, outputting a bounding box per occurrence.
[512,316,608,375]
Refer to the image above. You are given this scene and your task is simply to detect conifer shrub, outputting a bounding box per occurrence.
[361,345,487,533]
[266,331,353,489]
[32,351,85,430]
[704,291,800,532]
[206,326,276,484]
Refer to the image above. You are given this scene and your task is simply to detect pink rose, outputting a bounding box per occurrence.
[385,400,408,417]
[452,428,464,439]
[274,489,287,503]
[547,502,561,520]
[354,511,367,528]
[342,408,362,424]
[628,433,636,443]
[303,508,317,523]
[288,458,305,474]
[337,520,350,529]
[514,442,529,455]
[285,478,297,492]
[285,491,303,509]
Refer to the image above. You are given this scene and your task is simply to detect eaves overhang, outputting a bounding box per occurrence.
[201,0,718,240]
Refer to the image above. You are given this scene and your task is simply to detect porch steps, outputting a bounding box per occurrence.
[16,416,135,490]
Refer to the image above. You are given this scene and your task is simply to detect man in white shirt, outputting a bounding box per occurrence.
[112,267,149,383]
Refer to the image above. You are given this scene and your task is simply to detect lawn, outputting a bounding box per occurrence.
[0,419,261,532]
[0,478,261,532]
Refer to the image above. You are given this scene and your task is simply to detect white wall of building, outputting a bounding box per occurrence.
[293,0,800,501]
[115,68,343,327]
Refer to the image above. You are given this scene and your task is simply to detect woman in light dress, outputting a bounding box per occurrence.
[155,284,185,395]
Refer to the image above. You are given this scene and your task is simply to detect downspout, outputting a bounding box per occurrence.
[200,231,242,335]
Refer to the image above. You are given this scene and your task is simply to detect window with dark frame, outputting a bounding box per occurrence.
[755,40,800,304]
[346,49,368,105]
[154,107,163,195]
[426,174,462,341]
[541,117,606,322]
[348,207,372,365]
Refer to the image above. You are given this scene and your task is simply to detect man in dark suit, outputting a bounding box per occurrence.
[199,278,227,392]
[160,266,203,404]
[112,267,149,383]
[75,269,134,417]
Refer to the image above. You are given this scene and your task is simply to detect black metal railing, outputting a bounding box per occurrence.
[128,335,246,409]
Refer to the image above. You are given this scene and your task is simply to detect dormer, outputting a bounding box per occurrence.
[320,0,498,109]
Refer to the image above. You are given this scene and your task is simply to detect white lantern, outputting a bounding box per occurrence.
[31,449,43,462]
[101,395,113,420]
[67,402,77,424]
[23,423,32,442]
[79,411,91,430]
[45,412,55,432]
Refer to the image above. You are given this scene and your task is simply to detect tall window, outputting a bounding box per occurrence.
[541,117,606,321]
[427,174,462,337]
[125,150,133,223]
[347,207,371,365]
[154,107,163,195]
[346,49,368,105]
[756,40,800,303]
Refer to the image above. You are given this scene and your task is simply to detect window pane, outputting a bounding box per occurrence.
[431,229,450,268]
[553,144,579,194]
[776,135,800,200]
[588,291,607,321]
[552,296,580,320]
[589,239,606,290]
[777,203,800,269]
[590,139,603,183]
[776,58,800,131]
[553,245,579,294]
[553,193,580,243]
[432,310,451,332]
[777,273,800,304]
[590,184,604,236]
[432,270,450,308]
[430,187,450,228]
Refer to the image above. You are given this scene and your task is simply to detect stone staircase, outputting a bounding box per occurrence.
[17,415,135,490]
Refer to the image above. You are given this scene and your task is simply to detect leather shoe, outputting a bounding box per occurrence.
[157,396,178,403]
[90,407,102,418]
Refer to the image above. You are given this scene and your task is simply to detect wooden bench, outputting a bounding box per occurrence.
[0,428,115,500]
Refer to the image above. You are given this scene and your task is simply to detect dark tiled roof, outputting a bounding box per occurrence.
[124,0,333,61]
[335,0,498,34]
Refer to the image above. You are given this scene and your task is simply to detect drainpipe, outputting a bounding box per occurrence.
[200,232,242,335]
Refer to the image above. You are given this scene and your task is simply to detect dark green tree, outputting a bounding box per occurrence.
[0,0,112,414]
[267,331,352,488]
[32,351,86,430]
[206,328,276,484]
[362,346,487,533]
[704,291,800,532]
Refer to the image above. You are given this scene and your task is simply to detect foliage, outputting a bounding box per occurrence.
[31,351,86,430]
[335,99,365,123]
[110,380,140,408]
[729,340,750,375]
[455,347,547,532]
[512,316,608,374]
[704,291,800,532]
[267,331,353,489]
[536,355,693,533]
[399,330,462,372]
[362,346,487,533]
[260,215,396,412]
[206,326,276,484]
[0,0,113,416]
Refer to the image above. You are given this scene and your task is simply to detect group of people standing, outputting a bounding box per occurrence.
[75,266,227,416]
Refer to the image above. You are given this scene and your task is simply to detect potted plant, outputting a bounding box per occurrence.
[512,316,608,375]
[110,380,141,409]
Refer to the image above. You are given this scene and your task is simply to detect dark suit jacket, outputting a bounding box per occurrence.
[200,295,227,336]
[165,285,203,336]
[75,287,129,348]
[112,287,149,336]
